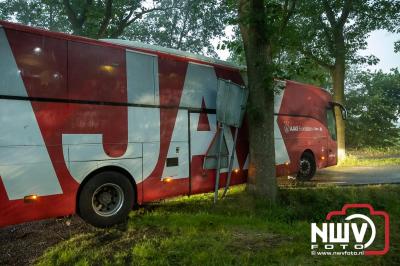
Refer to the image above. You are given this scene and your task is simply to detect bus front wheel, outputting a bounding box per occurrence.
[78,171,135,228]
[297,152,316,181]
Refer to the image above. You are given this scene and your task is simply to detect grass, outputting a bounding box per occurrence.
[338,146,400,167]
[338,155,400,167]
[36,185,400,266]
[346,146,400,158]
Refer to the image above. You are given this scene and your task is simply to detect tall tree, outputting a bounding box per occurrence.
[226,27,332,88]
[346,69,400,148]
[289,0,400,160]
[237,0,295,200]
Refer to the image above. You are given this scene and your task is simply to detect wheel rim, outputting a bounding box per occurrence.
[299,158,311,176]
[92,183,124,217]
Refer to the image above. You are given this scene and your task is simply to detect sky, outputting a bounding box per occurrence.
[214,28,400,73]
[359,30,400,72]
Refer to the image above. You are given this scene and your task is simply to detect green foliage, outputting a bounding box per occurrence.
[37,185,400,265]
[224,1,331,87]
[226,34,332,87]
[289,0,400,70]
[227,1,400,82]
[0,0,69,31]
[0,0,228,57]
[274,52,332,88]
[123,0,232,57]
[345,69,400,148]
[395,40,400,53]
[0,0,154,37]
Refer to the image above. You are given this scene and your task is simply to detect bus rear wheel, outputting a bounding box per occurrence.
[297,152,316,181]
[78,171,135,228]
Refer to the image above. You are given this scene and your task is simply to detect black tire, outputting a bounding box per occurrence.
[297,152,316,181]
[78,171,135,228]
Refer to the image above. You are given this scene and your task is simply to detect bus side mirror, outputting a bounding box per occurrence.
[329,102,347,120]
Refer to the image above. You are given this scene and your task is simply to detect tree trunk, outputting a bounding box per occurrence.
[332,63,346,161]
[239,0,277,201]
[332,34,346,161]
[246,84,277,200]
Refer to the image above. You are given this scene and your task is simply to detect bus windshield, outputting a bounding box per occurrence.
[326,108,337,140]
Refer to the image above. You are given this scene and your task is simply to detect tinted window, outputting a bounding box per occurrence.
[126,51,159,105]
[326,108,337,140]
[68,41,126,102]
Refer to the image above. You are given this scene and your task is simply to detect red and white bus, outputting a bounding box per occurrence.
[0,21,345,228]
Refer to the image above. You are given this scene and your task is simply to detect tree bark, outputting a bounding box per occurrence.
[332,61,346,161]
[239,0,277,201]
[62,0,92,35]
[321,0,352,161]
[332,32,346,161]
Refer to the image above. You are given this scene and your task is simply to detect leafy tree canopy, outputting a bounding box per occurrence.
[0,0,229,57]
[123,0,232,56]
[346,68,400,148]
[289,0,400,71]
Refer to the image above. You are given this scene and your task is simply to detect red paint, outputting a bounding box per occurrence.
[214,67,245,85]
[277,80,336,171]
[141,58,189,202]
[2,28,129,227]
[197,98,211,131]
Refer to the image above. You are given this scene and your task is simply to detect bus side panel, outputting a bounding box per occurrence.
[0,29,75,227]
[276,81,332,175]
[140,62,249,201]
[190,66,248,195]
[0,28,130,227]
[277,116,328,174]
[141,57,190,202]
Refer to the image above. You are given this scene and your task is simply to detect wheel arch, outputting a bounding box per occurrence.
[76,165,138,215]
[302,149,315,159]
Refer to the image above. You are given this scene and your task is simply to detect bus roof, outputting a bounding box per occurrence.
[0,20,244,71]
[102,39,245,70]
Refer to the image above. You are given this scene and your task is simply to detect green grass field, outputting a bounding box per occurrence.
[37,185,399,266]
[339,147,400,167]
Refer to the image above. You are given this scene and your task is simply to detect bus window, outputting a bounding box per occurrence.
[326,108,337,140]
[126,51,159,105]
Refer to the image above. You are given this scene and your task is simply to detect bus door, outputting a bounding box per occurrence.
[188,109,219,194]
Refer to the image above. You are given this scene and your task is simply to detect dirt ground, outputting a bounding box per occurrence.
[0,216,94,266]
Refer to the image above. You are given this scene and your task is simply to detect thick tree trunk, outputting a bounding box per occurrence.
[332,62,346,161]
[332,34,346,161]
[246,86,277,200]
[239,0,277,201]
